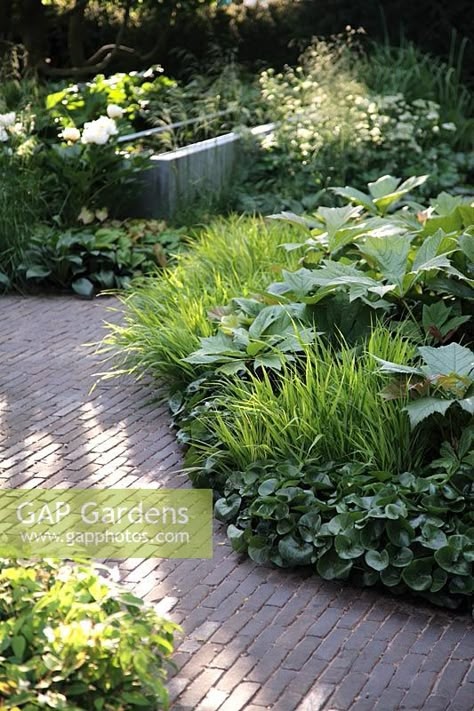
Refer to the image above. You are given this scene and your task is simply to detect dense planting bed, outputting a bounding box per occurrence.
[105,179,474,612]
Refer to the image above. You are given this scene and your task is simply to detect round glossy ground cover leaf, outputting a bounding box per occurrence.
[434,545,471,575]
[317,549,353,579]
[365,549,390,571]
[214,494,242,522]
[278,535,314,565]
[335,532,365,560]
[386,545,414,568]
[248,535,272,564]
[227,524,247,553]
[402,558,433,591]
[380,566,402,586]
[257,478,279,496]
[386,518,415,547]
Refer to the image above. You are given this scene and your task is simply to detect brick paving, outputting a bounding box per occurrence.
[1,294,473,711]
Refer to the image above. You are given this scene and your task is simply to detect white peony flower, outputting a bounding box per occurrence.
[81,116,118,145]
[95,115,118,136]
[106,104,124,119]
[0,127,9,142]
[60,126,81,142]
[0,112,15,128]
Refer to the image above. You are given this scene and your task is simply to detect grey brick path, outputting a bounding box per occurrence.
[1,295,473,711]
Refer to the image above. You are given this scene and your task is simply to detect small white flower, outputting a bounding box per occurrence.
[0,112,15,128]
[60,126,81,142]
[441,122,456,131]
[43,626,55,643]
[0,127,9,142]
[106,104,124,119]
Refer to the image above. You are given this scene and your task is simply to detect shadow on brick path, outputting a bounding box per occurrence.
[1,295,473,711]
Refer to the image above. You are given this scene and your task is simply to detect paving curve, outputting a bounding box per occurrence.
[1,295,473,711]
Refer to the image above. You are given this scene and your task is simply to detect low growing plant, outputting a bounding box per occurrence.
[15,219,184,296]
[0,558,179,710]
[214,453,473,611]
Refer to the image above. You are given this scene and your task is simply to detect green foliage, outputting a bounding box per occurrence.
[377,342,474,429]
[0,559,178,710]
[237,34,473,212]
[183,301,316,375]
[214,454,473,609]
[269,177,474,338]
[100,216,302,386]
[192,328,419,474]
[104,180,474,611]
[13,219,184,296]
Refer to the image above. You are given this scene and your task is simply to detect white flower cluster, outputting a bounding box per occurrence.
[259,63,457,173]
[0,112,16,142]
[59,106,123,145]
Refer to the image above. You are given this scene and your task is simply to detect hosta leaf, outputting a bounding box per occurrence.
[26,265,52,279]
[459,233,474,262]
[72,277,94,297]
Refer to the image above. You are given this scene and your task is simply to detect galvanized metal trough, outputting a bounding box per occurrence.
[124,122,275,219]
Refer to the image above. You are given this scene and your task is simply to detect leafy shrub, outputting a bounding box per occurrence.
[12,219,184,296]
[376,342,474,430]
[0,559,178,710]
[0,112,46,284]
